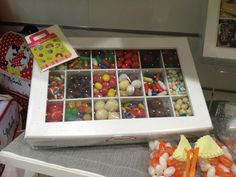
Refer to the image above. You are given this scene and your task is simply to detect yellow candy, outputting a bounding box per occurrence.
[143,77,153,83]
[85,107,92,113]
[83,113,91,120]
[120,90,128,97]
[75,101,82,108]
[119,80,129,91]
[93,88,99,94]
[102,74,110,82]
[107,88,116,97]
[95,82,103,90]
[138,103,145,109]
[68,101,75,108]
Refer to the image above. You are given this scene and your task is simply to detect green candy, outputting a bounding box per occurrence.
[96,56,102,64]
[108,54,115,62]
[65,114,77,121]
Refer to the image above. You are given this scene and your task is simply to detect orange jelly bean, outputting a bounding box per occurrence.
[219,156,233,168]
[209,157,219,166]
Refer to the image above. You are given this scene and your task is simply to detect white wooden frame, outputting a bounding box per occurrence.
[25,37,212,148]
[203,0,236,60]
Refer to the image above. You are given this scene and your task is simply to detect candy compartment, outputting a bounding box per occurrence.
[116,50,140,69]
[142,69,168,96]
[140,50,162,68]
[147,98,174,117]
[46,101,63,122]
[166,69,187,96]
[66,71,91,99]
[118,70,144,97]
[172,96,193,117]
[93,70,117,98]
[67,50,90,70]
[47,71,65,100]
[94,99,120,120]
[121,98,147,119]
[92,50,115,69]
[65,100,92,121]
[162,49,180,68]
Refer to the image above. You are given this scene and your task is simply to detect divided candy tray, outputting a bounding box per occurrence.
[25,38,212,148]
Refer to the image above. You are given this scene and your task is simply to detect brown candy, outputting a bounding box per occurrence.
[128,74,138,82]
[133,88,142,96]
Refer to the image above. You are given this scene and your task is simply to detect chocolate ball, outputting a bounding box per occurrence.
[128,74,138,81]
[133,88,142,96]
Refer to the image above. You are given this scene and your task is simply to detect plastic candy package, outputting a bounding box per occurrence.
[148,135,236,177]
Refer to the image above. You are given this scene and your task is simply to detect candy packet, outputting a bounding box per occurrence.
[148,135,236,177]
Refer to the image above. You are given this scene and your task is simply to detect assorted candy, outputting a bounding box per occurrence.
[46,49,195,122]
[148,140,186,177]
[67,50,90,69]
[92,50,115,69]
[167,69,187,95]
[162,49,180,68]
[94,99,120,120]
[143,71,167,96]
[46,101,63,122]
[48,72,65,100]
[140,50,162,68]
[65,100,92,121]
[199,143,236,177]
[93,72,117,97]
[147,98,172,117]
[118,73,143,97]
[116,50,140,69]
[173,97,193,116]
[121,100,146,118]
[66,73,91,98]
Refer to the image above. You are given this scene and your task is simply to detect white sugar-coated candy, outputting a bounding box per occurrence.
[181,104,188,110]
[222,146,233,160]
[150,152,154,158]
[159,156,167,170]
[126,85,135,96]
[164,167,176,177]
[218,164,230,172]
[148,88,152,96]
[95,101,105,111]
[161,152,169,160]
[119,74,129,82]
[182,97,188,103]
[187,109,192,116]
[105,99,119,111]
[149,141,155,151]
[96,109,108,120]
[155,165,164,175]
[231,164,236,174]
[131,80,142,88]
[224,151,233,160]
[108,112,120,119]
[154,140,160,149]
[200,161,212,172]
[179,109,187,115]
[92,58,98,65]
[175,111,180,117]
[176,99,182,105]
[165,142,172,147]
[175,104,181,111]
[158,81,167,90]
[207,166,215,177]
[158,91,167,95]
[148,166,155,176]
[152,175,158,177]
